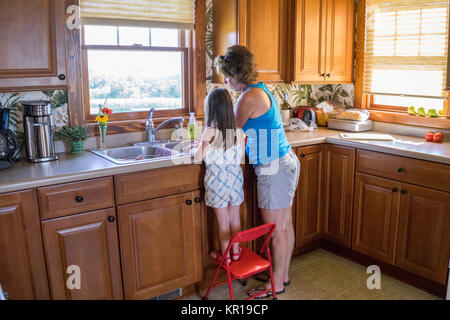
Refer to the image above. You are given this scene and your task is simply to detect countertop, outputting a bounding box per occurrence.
[0,128,449,194]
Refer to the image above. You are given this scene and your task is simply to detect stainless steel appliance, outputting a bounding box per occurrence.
[23,101,59,162]
[327,118,374,132]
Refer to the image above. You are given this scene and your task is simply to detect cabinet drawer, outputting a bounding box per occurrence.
[356,150,450,192]
[115,164,203,204]
[38,177,115,220]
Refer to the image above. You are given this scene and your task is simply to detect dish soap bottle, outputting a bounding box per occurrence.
[188,112,197,140]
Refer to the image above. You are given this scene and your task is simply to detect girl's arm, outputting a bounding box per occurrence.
[192,127,215,162]
[234,90,256,129]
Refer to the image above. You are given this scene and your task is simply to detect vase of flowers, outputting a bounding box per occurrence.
[95,100,113,149]
[58,125,90,154]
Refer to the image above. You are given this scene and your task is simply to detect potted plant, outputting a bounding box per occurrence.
[58,125,90,154]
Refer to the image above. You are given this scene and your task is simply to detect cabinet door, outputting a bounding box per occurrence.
[41,208,123,300]
[295,145,323,248]
[292,0,327,82]
[117,191,203,299]
[351,173,401,264]
[0,0,67,90]
[322,144,355,247]
[239,0,289,82]
[324,0,354,82]
[396,184,450,284]
[0,190,50,299]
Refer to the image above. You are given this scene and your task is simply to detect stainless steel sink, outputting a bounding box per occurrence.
[91,145,188,165]
[132,140,170,147]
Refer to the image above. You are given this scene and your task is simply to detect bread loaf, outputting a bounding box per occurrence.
[336,110,369,121]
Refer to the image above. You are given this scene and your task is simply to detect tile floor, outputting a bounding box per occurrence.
[185,249,441,300]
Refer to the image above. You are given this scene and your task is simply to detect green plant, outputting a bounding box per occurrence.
[58,125,90,141]
[41,90,68,109]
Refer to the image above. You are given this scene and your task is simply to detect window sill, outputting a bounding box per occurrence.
[369,110,450,130]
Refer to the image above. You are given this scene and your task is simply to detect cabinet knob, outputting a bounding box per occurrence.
[321,73,326,78]
[326,73,331,77]
[186,199,192,205]
[58,74,66,81]
[392,187,398,192]
[401,189,407,194]
[107,216,115,222]
[75,196,84,203]
[194,197,201,203]
[397,168,404,173]
[300,153,306,158]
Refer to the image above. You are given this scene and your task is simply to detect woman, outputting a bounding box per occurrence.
[214,45,300,298]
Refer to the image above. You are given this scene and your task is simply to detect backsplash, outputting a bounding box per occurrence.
[0,90,69,143]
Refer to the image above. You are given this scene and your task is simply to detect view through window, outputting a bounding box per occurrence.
[83,25,186,115]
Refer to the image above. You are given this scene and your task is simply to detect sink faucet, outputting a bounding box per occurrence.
[146,108,184,142]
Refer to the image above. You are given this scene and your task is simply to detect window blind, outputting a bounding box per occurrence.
[363,0,449,98]
[80,0,193,29]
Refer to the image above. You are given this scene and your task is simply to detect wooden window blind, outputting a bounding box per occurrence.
[364,0,449,99]
[80,0,194,29]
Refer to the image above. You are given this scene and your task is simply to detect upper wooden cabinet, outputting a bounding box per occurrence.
[0,190,50,299]
[212,0,290,83]
[0,0,67,91]
[292,0,354,83]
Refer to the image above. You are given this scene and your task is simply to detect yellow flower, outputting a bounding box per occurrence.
[95,115,108,124]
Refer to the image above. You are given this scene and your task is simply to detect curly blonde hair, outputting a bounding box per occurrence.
[214,45,257,85]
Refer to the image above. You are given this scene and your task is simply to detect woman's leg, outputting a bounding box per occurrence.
[260,206,294,292]
[228,204,242,256]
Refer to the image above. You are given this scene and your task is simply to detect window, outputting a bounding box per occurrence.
[81,25,190,122]
[363,0,449,116]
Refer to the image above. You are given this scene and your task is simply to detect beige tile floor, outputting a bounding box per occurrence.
[185,249,441,300]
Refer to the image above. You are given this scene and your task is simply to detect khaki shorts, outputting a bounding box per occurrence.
[254,149,300,210]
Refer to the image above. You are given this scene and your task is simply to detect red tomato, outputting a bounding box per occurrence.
[425,131,434,142]
[432,132,443,143]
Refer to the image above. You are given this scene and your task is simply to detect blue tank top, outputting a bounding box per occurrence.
[242,82,291,166]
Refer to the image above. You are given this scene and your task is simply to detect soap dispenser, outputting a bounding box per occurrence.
[188,112,197,140]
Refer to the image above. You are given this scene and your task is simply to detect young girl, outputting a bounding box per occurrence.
[192,88,245,265]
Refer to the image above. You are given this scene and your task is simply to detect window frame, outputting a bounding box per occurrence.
[354,0,450,129]
[80,24,192,127]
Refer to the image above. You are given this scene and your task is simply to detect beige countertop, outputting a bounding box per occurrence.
[0,128,449,194]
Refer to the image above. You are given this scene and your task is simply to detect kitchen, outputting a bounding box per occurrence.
[0,0,449,302]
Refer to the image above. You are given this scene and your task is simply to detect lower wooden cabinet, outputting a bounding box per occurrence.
[117,191,203,299]
[351,173,401,264]
[0,190,50,299]
[41,208,123,300]
[295,145,323,248]
[395,184,450,284]
[322,144,355,247]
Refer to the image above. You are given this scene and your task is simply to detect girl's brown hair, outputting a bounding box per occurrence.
[214,45,257,85]
[204,88,237,149]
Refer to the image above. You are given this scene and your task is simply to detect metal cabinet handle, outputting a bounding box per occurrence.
[397,168,404,173]
[326,73,331,77]
[107,216,115,222]
[186,199,192,205]
[194,197,201,203]
[75,196,84,203]
[401,189,407,194]
[300,153,306,158]
[321,73,326,78]
[58,74,66,81]
[392,187,398,192]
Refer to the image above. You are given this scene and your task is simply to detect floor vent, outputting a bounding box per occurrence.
[149,288,183,300]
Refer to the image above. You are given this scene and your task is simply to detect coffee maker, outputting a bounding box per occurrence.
[22,101,59,162]
[0,106,19,169]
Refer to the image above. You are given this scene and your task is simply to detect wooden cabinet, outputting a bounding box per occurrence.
[395,184,450,284]
[117,191,203,300]
[322,144,355,247]
[0,0,67,91]
[351,173,400,264]
[295,145,323,248]
[212,0,289,83]
[0,190,50,300]
[292,0,354,83]
[41,208,123,300]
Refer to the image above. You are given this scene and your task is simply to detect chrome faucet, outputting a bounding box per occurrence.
[146,108,184,142]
